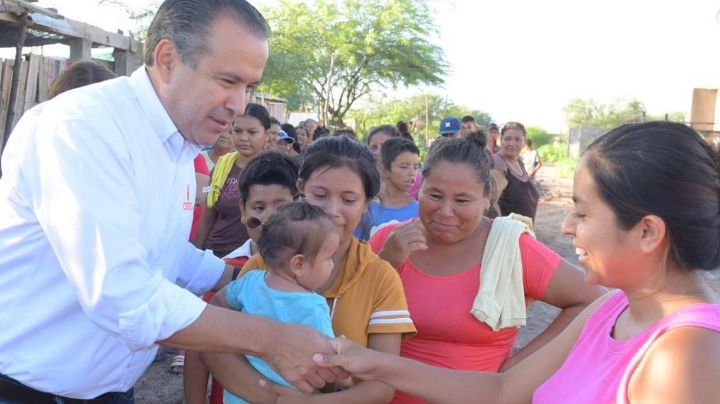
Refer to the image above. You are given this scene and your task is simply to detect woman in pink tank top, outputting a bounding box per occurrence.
[292,121,720,403]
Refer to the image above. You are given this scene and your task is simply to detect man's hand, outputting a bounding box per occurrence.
[262,323,349,393]
[378,219,427,268]
[312,336,385,382]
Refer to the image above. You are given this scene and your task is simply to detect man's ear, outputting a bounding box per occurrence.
[288,254,305,275]
[239,202,247,225]
[152,39,180,84]
[637,215,667,254]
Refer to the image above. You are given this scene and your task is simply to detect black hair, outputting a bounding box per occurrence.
[423,131,493,195]
[244,103,271,130]
[239,152,299,203]
[145,0,268,67]
[380,137,420,171]
[367,124,401,144]
[313,126,330,140]
[269,117,281,126]
[396,121,414,142]
[461,115,476,123]
[526,138,533,147]
[281,123,302,153]
[259,201,336,269]
[299,136,380,199]
[585,121,720,271]
[333,128,357,140]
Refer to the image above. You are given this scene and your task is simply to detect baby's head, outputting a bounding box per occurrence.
[258,202,340,291]
[239,152,300,243]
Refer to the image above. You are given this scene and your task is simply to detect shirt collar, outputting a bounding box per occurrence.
[129,67,201,159]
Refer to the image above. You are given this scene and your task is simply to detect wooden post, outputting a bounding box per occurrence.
[68,37,92,61]
[1,13,29,164]
[112,48,131,76]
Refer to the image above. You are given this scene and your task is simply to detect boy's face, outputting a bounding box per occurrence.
[240,184,295,243]
[299,231,339,291]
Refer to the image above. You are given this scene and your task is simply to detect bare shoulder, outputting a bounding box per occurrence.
[630,326,720,403]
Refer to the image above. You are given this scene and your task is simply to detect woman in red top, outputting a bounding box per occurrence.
[370,132,604,403]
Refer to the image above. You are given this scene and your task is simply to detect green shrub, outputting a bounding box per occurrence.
[526,126,553,148]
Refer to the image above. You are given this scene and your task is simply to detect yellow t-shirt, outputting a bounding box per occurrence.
[240,238,416,346]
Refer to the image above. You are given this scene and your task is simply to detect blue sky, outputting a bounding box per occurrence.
[37,0,720,132]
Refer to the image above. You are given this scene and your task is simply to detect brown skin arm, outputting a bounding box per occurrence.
[490,169,508,214]
[501,259,605,370]
[315,294,611,404]
[629,327,720,403]
[193,202,218,249]
[194,172,210,206]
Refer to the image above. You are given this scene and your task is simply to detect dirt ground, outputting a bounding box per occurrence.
[133,163,590,403]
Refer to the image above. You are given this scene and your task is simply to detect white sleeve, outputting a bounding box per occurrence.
[175,242,225,295]
[26,118,206,351]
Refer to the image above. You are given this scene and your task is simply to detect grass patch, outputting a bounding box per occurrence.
[538,142,579,179]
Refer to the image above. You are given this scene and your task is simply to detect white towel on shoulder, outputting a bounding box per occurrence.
[470,214,534,331]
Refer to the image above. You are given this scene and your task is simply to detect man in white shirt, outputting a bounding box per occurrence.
[0,1,339,402]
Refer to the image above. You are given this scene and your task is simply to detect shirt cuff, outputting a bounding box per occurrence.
[118,281,207,351]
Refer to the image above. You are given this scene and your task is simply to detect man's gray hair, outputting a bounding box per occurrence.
[144,0,269,68]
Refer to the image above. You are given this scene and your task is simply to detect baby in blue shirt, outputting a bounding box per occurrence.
[220,201,340,404]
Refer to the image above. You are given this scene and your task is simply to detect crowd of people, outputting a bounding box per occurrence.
[0,0,718,403]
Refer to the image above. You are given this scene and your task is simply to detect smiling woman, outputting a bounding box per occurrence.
[492,122,540,221]
[369,132,604,403]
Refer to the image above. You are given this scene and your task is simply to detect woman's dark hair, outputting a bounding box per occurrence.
[259,202,335,269]
[299,136,380,199]
[144,0,268,67]
[244,103,271,130]
[585,121,720,271]
[269,117,281,126]
[48,61,116,99]
[396,121,414,142]
[501,121,527,137]
[281,123,302,153]
[313,126,330,140]
[367,124,401,144]
[423,131,493,195]
[380,137,420,171]
[333,128,357,140]
[239,152,299,203]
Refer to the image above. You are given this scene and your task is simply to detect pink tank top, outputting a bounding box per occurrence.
[533,291,720,404]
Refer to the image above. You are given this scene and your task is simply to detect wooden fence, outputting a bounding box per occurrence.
[0,54,65,152]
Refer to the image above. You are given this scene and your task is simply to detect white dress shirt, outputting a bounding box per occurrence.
[0,68,225,398]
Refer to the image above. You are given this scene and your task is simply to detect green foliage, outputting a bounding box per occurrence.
[348,93,492,146]
[564,98,645,128]
[260,0,447,126]
[564,98,686,129]
[538,142,568,163]
[525,126,553,148]
[538,139,578,179]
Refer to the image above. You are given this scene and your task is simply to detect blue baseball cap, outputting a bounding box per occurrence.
[278,130,295,144]
[439,116,461,135]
